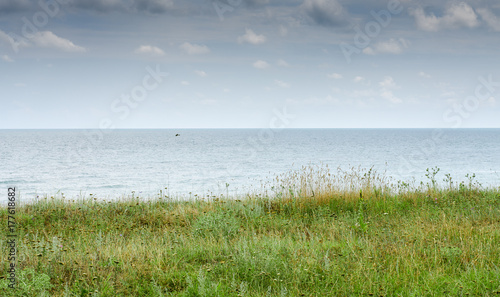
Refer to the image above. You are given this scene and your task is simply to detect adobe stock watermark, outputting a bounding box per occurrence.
[6,187,18,290]
[5,0,69,53]
[443,75,499,128]
[65,65,168,167]
[194,106,296,195]
[397,74,499,177]
[340,0,403,64]
[236,106,296,160]
[212,0,242,21]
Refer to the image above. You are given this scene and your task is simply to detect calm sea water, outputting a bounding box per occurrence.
[1,129,499,201]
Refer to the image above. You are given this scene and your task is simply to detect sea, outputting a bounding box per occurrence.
[1,129,499,203]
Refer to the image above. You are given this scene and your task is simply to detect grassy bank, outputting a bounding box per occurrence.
[1,167,500,296]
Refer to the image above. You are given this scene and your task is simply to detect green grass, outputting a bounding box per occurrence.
[1,166,500,296]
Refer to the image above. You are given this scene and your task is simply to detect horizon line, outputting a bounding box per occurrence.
[1,127,500,130]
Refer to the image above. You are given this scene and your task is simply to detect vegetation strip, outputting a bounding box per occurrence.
[1,168,500,296]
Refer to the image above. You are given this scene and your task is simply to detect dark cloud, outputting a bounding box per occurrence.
[302,0,349,27]
[4,0,493,20]
[0,0,176,15]
[242,0,269,8]
[72,0,128,14]
[71,0,177,14]
[0,0,32,15]
[133,0,174,14]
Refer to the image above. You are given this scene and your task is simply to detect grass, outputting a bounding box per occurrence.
[1,166,500,296]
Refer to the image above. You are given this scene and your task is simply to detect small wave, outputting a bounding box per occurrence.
[0,180,29,185]
[96,184,125,189]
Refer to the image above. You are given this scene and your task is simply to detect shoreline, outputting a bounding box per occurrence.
[3,165,500,207]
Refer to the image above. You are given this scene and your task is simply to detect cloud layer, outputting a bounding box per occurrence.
[409,3,479,31]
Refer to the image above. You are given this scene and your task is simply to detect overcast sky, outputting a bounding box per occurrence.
[1,0,499,128]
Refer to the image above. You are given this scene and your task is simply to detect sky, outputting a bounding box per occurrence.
[1,0,500,129]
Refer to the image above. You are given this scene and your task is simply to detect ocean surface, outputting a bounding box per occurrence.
[1,129,499,202]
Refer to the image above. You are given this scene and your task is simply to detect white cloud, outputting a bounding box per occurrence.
[349,89,377,98]
[409,3,479,31]
[487,96,496,106]
[408,7,440,31]
[0,30,85,53]
[0,30,30,50]
[477,8,500,32]
[279,25,288,36]
[0,30,33,52]
[181,81,189,85]
[363,38,409,55]
[0,30,10,43]
[30,31,86,52]
[134,45,165,56]
[379,76,398,89]
[380,90,402,104]
[327,73,343,79]
[445,2,479,28]
[277,59,290,67]
[14,83,27,87]
[303,95,340,106]
[353,76,364,83]
[195,70,207,77]
[180,42,210,55]
[362,47,376,55]
[2,54,14,62]
[379,76,402,104]
[237,29,267,45]
[275,80,290,88]
[253,60,269,69]
[200,99,217,106]
[441,91,457,98]
[418,71,431,78]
